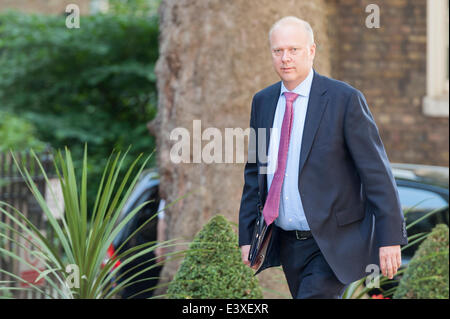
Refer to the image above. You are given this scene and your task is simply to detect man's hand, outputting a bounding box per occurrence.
[379,245,402,279]
[241,245,251,266]
[240,245,261,270]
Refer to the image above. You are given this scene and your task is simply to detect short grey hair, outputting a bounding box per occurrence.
[269,16,315,46]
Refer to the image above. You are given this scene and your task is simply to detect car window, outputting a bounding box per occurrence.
[397,186,449,260]
[397,186,448,211]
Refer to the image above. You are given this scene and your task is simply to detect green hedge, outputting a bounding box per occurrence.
[0,10,159,209]
[166,215,263,299]
[394,224,449,299]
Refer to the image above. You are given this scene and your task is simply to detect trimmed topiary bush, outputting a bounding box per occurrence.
[394,224,449,299]
[166,215,263,299]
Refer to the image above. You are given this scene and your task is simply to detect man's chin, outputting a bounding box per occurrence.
[280,77,300,88]
[278,75,295,83]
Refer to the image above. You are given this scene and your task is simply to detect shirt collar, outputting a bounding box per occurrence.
[280,68,314,98]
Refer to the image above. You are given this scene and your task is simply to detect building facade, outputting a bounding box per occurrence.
[327,0,448,166]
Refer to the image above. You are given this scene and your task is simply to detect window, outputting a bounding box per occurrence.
[397,186,447,211]
[423,0,449,117]
[397,185,449,260]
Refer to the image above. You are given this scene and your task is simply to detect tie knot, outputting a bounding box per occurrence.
[284,92,299,104]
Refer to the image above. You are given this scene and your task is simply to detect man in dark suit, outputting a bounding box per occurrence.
[238,16,408,299]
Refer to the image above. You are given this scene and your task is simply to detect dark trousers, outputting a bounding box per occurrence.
[279,228,347,299]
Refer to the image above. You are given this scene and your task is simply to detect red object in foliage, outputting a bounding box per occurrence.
[101,244,121,270]
[20,269,45,287]
[371,294,390,299]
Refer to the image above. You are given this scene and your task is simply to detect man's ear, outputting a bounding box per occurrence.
[309,43,316,59]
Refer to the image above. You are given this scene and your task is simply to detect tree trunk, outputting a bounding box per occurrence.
[150,0,332,298]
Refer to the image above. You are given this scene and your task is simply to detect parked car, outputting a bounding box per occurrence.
[102,169,165,299]
[391,163,449,263]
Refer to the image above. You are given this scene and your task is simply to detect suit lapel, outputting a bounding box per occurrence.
[298,71,329,176]
[259,82,281,203]
[264,83,281,159]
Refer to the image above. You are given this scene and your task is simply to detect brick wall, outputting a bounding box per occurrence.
[0,0,91,15]
[331,0,448,166]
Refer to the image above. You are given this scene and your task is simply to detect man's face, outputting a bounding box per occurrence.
[270,23,316,90]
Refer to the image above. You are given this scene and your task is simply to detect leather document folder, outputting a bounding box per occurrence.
[248,207,273,272]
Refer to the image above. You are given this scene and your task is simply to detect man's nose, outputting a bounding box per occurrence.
[281,51,291,62]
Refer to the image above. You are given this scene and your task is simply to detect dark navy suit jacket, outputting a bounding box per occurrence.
[238,70,408,284]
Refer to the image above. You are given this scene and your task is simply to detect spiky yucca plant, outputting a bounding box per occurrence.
[0,145,174,298]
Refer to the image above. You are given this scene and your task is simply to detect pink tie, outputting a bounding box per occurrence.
[262,92,299,226]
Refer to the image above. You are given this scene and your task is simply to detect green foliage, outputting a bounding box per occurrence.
[0,111,47,152]
[394,224,449,299]
[0,10,159,209]
[109,0,161,16]
[167,215,263,299]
